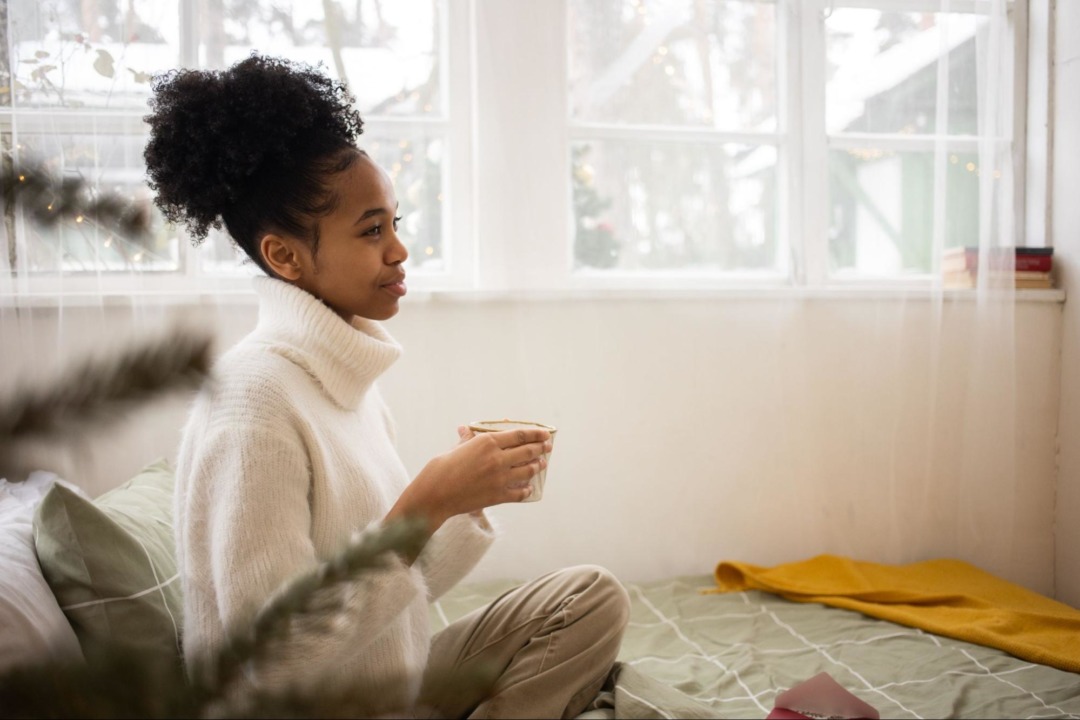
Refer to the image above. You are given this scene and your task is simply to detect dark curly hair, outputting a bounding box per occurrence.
[143,54,364,273]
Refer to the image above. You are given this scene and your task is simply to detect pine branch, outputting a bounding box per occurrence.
[0,330,213,475]
[195,518,429,701]
[190,518,473,718]
[1,160,153,242]
[199,518,496,717]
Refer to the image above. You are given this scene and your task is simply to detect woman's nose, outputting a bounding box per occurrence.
[388,230,408,265]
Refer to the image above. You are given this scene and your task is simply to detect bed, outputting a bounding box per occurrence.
[432,575,1080,719]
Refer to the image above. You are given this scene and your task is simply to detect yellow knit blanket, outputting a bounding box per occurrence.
[712,555,1080,674]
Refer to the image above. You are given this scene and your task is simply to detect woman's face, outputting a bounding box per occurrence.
[291,152,409,322]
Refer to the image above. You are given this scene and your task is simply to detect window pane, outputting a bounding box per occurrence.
[11,132,177,273]
[826,9,984,136]
[828,147,983,275]
[569,0,777,130]
[7,0,179,110]
[198,0,444,117]
[572,140,777,272]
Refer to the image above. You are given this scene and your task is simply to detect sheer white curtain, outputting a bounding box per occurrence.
[775,0,1034,582]
[868,0,1033,584]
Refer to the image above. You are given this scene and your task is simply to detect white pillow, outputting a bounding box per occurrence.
[0,472,85,672]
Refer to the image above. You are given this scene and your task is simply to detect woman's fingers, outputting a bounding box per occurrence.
[507,458,543,486]
[426,428,550,513]
[503,440,549,467]
[489,428,550,450]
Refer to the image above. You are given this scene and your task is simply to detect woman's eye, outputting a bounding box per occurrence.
[363,216,401,237]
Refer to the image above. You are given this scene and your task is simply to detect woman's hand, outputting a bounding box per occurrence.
[387,426,552,537]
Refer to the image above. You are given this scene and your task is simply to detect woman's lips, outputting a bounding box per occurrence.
[382,280,407,297]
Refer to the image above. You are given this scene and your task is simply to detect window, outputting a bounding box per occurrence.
[0,0,461,293]
[562,0,1023,286]
[0,0,1029,297]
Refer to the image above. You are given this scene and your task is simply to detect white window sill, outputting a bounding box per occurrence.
[405,286,1067,304]
[0,283,1066,308]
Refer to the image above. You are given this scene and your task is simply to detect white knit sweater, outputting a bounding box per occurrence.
[174,277,494,710]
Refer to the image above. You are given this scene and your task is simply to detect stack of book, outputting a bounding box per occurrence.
[942,246,1054,289]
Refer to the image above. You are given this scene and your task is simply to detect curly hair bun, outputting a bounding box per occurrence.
[143,54,363,244]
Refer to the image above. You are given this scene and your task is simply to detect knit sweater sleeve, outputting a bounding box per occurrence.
[416,514,495,600]
[366,385,493,600]
[183,421,424,685]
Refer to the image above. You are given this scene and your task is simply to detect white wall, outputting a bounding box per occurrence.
[1,293,1063,597]
[1052,0,1080,608]
[385,296,1061,595]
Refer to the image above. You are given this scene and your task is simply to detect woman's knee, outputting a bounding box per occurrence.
[558,564,631,629]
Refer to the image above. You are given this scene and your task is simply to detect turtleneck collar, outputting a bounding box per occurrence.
[250,276,402,410]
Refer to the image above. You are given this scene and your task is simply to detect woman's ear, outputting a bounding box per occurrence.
[260,234,307,281]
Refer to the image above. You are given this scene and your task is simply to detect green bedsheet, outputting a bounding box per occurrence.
[431,574,1080,719]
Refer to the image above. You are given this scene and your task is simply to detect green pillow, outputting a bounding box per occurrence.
[33,459,182,662]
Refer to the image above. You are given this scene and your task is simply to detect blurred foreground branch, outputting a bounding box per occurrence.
[1,160,153,243]
[197,519,430,709]
[0,331,213,477]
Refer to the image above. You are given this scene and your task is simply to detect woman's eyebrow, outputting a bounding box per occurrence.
[355,208,387,224]
[354,201,400,225]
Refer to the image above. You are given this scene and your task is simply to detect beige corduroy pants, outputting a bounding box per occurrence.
[417,564,631,720]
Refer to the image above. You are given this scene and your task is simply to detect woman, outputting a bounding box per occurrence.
[146,55,629,718]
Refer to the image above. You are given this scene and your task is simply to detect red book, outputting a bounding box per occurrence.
[943,246,1053,273]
